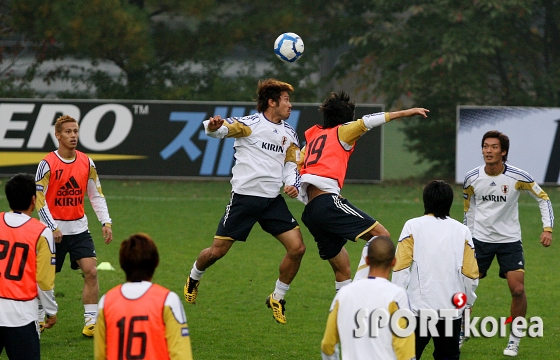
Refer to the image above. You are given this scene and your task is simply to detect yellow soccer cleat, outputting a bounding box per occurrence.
[266,294,286,324]
[82,324,95,338]
[184,277,200,304]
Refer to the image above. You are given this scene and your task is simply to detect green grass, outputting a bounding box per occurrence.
[0,180,558,359]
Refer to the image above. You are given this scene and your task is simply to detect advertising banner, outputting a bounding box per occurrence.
[0,99,383,181]
[456,106,560,185]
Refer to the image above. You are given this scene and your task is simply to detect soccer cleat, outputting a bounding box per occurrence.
[184,277,200,304]
[503,341,519,357]
[82,324,95,338]
[266,294,286,324]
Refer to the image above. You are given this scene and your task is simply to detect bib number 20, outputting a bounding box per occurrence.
[0,240,29,281]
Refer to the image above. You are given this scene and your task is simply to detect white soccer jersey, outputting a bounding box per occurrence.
[354,240,372,281]
[390,215,479,317]
[463,164,554,243]
[321,277,415,360]
[204,113,300,198]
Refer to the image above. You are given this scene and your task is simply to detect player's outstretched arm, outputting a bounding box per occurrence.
[206,115,224,131]
[388,107,429,120]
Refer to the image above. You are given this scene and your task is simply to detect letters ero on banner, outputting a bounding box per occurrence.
[0,99,383,180]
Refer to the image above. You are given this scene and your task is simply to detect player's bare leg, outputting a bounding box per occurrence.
[364,222,390,239]
[184,239,234,304]
[504,270,526,356]
[266,228,306,324]
[77,257,99,337]
[275,228,306,284]
[328,247,352,288]
[506,270,527,319]
[196,238,235,270]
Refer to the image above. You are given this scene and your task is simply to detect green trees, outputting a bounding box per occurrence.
[5,0,322,101]
[330,1,560,177]
[4,1,559,178]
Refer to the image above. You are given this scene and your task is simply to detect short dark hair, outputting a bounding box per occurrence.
[5,173,35,211]
[423,180,453,219]
[119,233,160,282]
[256,79,294,113]
[319,91,356,128]
[482,130,509,162]
[367,235,396,269]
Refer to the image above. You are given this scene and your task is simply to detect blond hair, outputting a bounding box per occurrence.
[55,115,78,134]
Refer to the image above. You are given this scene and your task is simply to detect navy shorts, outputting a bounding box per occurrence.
[55,230,97,272]
[302,194,377,260]
[0,321,40,360]
[215,193,299,241]
[473,239,524,279]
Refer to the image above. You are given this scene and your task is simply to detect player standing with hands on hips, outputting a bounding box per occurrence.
[299,91,428,292]
[463,130,554,357]
[184,79,306,325]
[0,173,57,360]
[36,115,113,337]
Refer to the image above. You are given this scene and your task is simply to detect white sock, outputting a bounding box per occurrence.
[272,279,290,300]
[335,280,351,292]
[189,261,205,281]
[509,332,521,344]
[84,304,97,325]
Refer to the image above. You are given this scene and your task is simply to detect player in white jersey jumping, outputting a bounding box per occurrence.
[321,236,415,360]
[463,130,554,357]
[183,79,306,325]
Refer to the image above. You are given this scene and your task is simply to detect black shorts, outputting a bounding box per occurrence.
[215,193,299,241]
[0,321,40,360]
[301,194,377,260]
[473,239,524,279]
[56,230,97,272]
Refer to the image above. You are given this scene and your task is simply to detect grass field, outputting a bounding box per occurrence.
[0,179,558,359]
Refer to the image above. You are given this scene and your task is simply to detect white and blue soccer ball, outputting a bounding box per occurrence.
[274,32,304,63]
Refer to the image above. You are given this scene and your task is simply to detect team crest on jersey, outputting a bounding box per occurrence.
[501,185,509,194]
[282,136,287,146]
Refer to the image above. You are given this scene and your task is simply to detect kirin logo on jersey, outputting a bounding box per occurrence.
[55,176,83,206]
[501,185,509,194]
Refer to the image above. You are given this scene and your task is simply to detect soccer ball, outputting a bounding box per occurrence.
[274,33,304,63]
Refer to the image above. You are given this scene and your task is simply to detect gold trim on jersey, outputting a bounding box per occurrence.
[393,236,414,272]
[461,240,479,280]
[356,222,378,241]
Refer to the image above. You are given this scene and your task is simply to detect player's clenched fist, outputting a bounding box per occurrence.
[207,116,224,131]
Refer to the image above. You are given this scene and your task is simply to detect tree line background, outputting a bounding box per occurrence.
[1,0,559,179]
